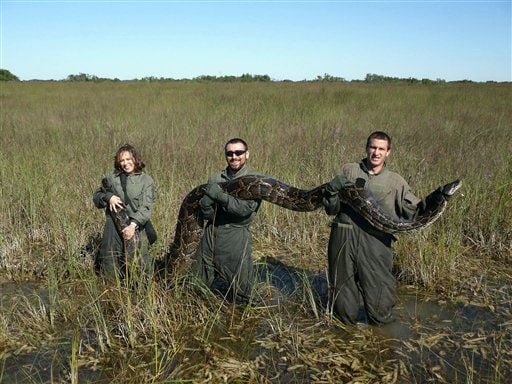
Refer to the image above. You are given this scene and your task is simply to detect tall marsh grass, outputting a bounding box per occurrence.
[1,81,510,382]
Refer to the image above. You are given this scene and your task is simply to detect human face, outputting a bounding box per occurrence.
[366,138,390,173]
[118,151,136,174]
[225,142,249,172]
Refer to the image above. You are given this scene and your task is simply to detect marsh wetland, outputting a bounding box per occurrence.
[1,82,510,383]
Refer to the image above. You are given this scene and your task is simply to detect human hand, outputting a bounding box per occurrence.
[205,183,224,201]
[426,187,445,205]
[200,194,215,207]
[109,195,124,212]
[122,223,136,240]
[327,175,351,191]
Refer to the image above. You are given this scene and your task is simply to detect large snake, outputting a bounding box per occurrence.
[157,176,461,273]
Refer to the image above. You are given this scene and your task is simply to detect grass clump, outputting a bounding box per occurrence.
[0,82,510,382]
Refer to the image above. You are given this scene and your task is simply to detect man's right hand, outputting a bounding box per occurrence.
[327,175,351,192]
[205,183,223,200]
[200,194,215,208]
[205,183,229,205]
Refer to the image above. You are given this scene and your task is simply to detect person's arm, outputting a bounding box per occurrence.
[322,174,352,216]
[204,182,259,217]
[93,176,116,209]
[402,184,447,220]
[121,175,155,241]
[397,181,423,220]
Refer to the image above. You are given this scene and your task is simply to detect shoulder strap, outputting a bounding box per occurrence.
[119,172,135,211]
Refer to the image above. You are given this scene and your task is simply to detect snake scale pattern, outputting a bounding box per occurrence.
[161,176,461,269]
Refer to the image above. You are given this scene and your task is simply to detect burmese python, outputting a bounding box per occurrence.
[160,176,461,272]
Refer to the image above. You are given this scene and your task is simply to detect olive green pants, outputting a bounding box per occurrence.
[192,224,254,303]
[97,215,153,281]
[328,222,396,325]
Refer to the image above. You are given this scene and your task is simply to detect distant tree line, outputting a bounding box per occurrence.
[65,73,121,82]
[313,73,347,82]
[363,73,447,84]
[64,73,272,83]
[194,73,271,82]
[1,68,504,84]
[0,69,20,81]
[58,72,473,84]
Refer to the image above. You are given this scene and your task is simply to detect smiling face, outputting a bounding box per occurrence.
[225,142,249,172]
[365,138,390,174]
[118,151,136,174]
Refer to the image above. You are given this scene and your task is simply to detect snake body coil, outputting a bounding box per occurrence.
[162,176,461,269]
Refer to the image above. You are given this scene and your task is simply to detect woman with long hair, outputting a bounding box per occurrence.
[93,144,156,280]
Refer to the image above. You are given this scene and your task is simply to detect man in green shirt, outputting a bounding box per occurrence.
[192,138,263,303]
[323,131,422,325]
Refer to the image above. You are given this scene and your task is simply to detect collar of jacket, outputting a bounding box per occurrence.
[222,164,253,180]
[359,159,388,176]
[115,171,143,178]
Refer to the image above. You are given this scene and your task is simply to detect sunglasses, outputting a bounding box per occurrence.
[225,150,247,157]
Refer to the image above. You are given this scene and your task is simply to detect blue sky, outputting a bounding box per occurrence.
[1,1,510,81]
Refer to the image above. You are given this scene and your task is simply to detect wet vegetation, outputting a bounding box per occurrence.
[0,81,510,383]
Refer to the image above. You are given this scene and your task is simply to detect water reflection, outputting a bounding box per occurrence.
[1,259,509,383]
[256,256,511,382]
[0,281,105,383]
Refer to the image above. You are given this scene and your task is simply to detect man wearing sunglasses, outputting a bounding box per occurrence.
[192,138,263,303]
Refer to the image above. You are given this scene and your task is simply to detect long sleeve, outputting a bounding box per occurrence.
[220,196,260,218]
[323,183,341,216]
[322,174,353,216]
[396,182,422,220]
[201,169,261,226]
[93,176,115,209]
[205,185,260,220]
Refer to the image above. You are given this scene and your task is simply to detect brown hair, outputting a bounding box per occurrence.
[114,144,145,175]
[366,131,392,150]
[224,138,248,152]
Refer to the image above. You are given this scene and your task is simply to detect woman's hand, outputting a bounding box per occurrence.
[109,195,124,212]
[122,224,136,240]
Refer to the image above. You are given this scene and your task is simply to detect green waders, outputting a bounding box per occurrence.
[328,220,395,325]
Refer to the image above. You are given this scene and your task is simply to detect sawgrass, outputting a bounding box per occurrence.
[0,81,510,382]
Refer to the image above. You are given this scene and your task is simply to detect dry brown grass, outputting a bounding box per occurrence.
[0,81,510,382]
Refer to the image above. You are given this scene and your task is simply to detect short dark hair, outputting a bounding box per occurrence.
[114,144,145,174]
[224,138,248,152]
[366,131,392,150]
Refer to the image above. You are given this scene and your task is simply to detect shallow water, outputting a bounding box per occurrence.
[0,280,107,383]
[0,280,49,307]
[256,257,511,382]
[0,268,510,383]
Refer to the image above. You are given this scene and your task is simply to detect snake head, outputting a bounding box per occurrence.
[442,179,462,200]
[115,207,132,229]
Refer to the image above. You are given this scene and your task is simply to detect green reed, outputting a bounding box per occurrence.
[0,81,510,382]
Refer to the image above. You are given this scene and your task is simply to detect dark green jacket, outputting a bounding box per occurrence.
[93,170,156,227]
[93,170,156,277]
[193,164,263,302]
[324,160,421,232]
[200,165,263,226]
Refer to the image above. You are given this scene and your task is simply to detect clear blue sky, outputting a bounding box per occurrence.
[1,0,510,81]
